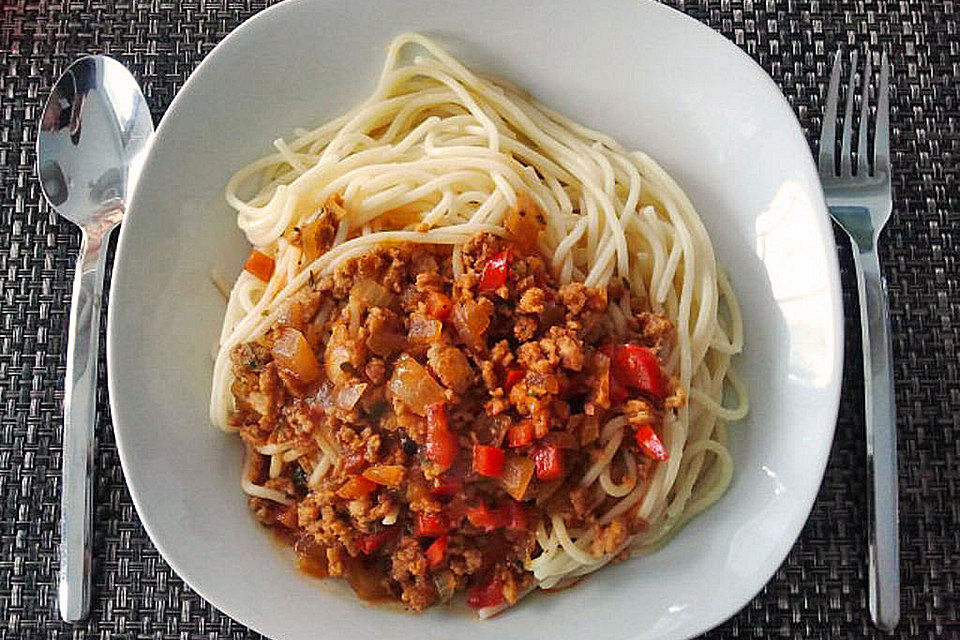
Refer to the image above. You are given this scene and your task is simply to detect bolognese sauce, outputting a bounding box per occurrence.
[228,205,681,612]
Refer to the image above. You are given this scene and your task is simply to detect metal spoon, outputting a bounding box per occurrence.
[36,56,154,623]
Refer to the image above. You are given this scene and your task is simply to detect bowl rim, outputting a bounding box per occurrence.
[107,1,843,638]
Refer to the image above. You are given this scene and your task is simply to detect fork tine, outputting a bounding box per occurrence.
[819,51,842,179]
[874,50,891,174]
[857,52,872,176]
[840,50,858,177]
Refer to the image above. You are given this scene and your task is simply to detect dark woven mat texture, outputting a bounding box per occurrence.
[1,1,957,638]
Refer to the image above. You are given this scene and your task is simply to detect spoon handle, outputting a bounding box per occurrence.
[59,231,107,623]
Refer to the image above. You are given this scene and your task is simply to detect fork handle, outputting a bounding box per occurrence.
[59,230,107,622]
[852,244,900,632]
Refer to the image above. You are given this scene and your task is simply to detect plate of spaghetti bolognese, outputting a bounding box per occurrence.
[107,1,842,639]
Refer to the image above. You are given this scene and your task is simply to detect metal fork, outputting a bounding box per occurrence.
[818,50,899,631]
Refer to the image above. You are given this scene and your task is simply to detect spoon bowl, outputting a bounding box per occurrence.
[38,56,153,228]
[36,55,153,623]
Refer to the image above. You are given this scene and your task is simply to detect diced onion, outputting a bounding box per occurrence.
[272,327,321,383]
[336,382,368,410]
[325,326,358,385]
[367,329,405,357]
[350,279,392,309]
[408,314,442,343]
[315,382,336,413]
[452,299,491,348]
[433,569,457,603]
[500,454,535,501]
[348,279,392,329]
[387,353,446,415]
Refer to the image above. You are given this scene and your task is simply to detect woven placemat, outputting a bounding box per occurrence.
[1,1,956,638]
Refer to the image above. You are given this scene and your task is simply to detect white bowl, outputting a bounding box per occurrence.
[107,1,843,639]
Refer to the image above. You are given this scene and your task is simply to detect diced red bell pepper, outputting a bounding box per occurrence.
[598,346,628,404]
[507,420,535,447]
[426,402,447,430]
[431,472,462,497]
[244,249,275,282]
[467,576,505,608]
[479,250,511,292]
[357,528,394,555]
[533,444,563,481]
[465,504,506,531]
[416,511,450,537]
[425,290,453,320]
[634,425,670,461]
[472,444,506,478]
[425,403,457,472]
[599,345,629,404]
[504,366,525,390]
[610,344,668,398]
[425,535,448,568]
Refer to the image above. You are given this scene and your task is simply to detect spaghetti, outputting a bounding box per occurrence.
[211,33,746,614]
